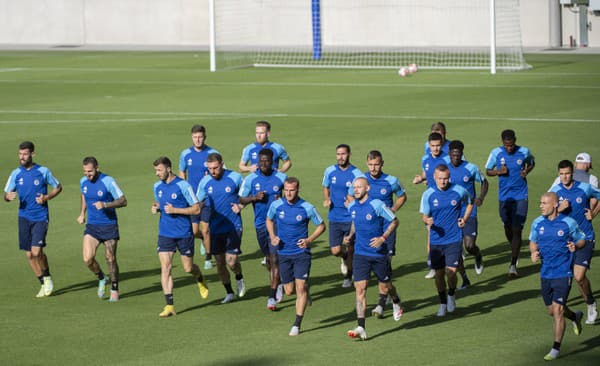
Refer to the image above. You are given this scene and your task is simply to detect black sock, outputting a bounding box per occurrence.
[206,254,212,261]
[510,257,518,266]
[565,310,576,321]
[438,291,447,304]
[111,281,118,291]
[37,275,44,284]
[165,293,174,305]
[224,283,234,294]
[358,317,365,328]
[476,254,483,266]
[96,271,105,281]
[270,288,277,299]
[196,274,204,283]
[42,269,50,277]
[586,293,596,305]
[552,341,561,351]
[378,293,387,307]
[294,314,304,327]
[345,270,353,280]
[460,272,468,282]
[448,288,456,296]
[341,252,347,260]
[392,295,401,304]
[235,273,244,281]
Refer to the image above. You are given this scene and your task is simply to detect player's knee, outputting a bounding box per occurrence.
[330,246,341,256]
[574,273,586,284]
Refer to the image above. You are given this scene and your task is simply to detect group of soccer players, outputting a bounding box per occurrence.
[4,121,599,359]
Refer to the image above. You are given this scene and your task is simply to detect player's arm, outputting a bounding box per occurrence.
[521,155,535,177]
[104,195,127,209]
[422,213,433,226]
[239,191,265,205]
[177,171,186,180]
[77,194,87,224]
[3,191,17,202]
[164,202,200,216]
[37,183,63,204]
[391,193,407,212]
[322,186,331,207]
[529,241,540,262]
[459,203,473,227]
[266,217,280,246]
[343,222,356,245]
[412,171,426,185]
[299,222,325,249]
[475,179,489,207]
[279,158,292,173]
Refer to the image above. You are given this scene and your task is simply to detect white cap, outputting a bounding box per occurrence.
[575,152,592,168]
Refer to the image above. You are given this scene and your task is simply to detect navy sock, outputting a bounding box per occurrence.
[270,288,277,299]
[510,257,518,266]
[553,342,561,351]
[294,314,303,327]
[37,275,44,284]
[357,317,365,328]
[235,273,243,281]
[96,271,105,281]
[460,272,469,282]
[586,293,596,305]
[392,295,401,304]
[42,269,50,277]
[111,281,118,291]
[165,293,174,305]
[448,288,456,296]
[565,310,576,321]
[196,274,204,283]
[438,291,447,304]
[378,293,387,307]
[224,283,234,294]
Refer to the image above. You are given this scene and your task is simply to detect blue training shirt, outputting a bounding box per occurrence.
[80,173,124,225]
[240,141,289,171]
[448,159,485,218]
[267,198,324,256]
[4,164,60,221]
[348,197,396,257]
[239,170,287,228]
[153,176,198,238]
[421,152,449,189]
[529,214,585,279]
[179,145,219,191]
[322,164,365,222]
[196,169,243,234]
[549,181,600,241]
[420,184,472,245]
[485,145,534,201]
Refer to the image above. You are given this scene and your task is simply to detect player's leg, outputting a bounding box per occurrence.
[158,247,176,317]
[329,222,353,287]
[289,253,311,336]
[103,238,120,301]
[573,243,597,324]
[83,233,107,298]
[199,210,213,269]
[179,241,208,299]
[225,230,245,297]
[463,217,483,274]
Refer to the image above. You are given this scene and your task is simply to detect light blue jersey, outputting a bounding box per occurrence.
[322,164,365,222]
[549,181,600,241]
[4,164,60,221]
[485,145,534,201]
[240,141,289,171]
[153,177,198,238]
[80,173,124,225]
[239,170,287,228]
[448,160,485,217]
[420,184,472,245]
[197,169,243,234]
[348,197,396,257]
[529,214,585,279]
[179,145,219,191]
[267,198,323,256]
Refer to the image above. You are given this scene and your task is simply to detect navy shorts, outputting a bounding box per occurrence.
[385,230,397,256]
[192,205,212,224]
[462,216,478,239]
[353,254,392,282]
[18,216,48,251]
[430,241,463,269]
[279,252,311,284]
[499,199,528,228]
[574,240,594,268]
[211,230,242,255]
[84,223,119,242]
[541,277,572,306]
[255,226,276,256]
[329,221,352,248]
[157,235,195,256]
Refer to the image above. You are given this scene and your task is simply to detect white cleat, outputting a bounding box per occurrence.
[221,293,235,304]
[236,279,246,297]
[276,284,284,303]
[347,326,367,340]
[508,265,518,278]
[393,303,403,321]
[340,258,348,276]
[43,276,54,296]
[586,302,598,325]
[289,325,300,336]
[36,285,46,298]
[260,256,267,266]
[424,269,436,279]
[475,262,484,275]
[204,260,213,270]
[437,304,447,317]
[371,305,384,319]
[447,295,456,313]
[342,278,353,288]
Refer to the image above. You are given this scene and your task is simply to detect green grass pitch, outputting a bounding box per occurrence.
[1,51,599,365]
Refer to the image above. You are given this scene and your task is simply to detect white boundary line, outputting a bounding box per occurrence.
[0,110,598,124]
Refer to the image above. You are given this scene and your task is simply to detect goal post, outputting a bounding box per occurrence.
[209,0,529,73]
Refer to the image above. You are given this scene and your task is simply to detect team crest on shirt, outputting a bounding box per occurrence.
[296,215,302,221]
[366,214,373,221]
[187,158,193,166]
[225,186,232,193]
[433,199,439,207]
[557,230,564,237]
[33,179,40,186]
[273,186,280,192]
[463,176,469,182]
[279,210,285,219]
[254,183,261,191]
[171,193,177,199]
[576,197,583,204]
[517,159,523,165]
[451,200,457,206]
[380,188,387,195]
[97,190,103,197]
[346,181,352,187]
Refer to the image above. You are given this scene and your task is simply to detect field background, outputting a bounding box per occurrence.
[1,51,599,365]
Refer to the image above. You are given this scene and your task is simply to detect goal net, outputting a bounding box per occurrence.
[209,0,529,73]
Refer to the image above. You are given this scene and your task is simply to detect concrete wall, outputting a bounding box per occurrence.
[0,0,598,48]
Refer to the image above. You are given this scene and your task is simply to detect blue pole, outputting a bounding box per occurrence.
[312,0,322,60]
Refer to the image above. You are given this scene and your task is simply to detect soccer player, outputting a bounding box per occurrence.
[178,124,220,270]
[266,177,325,336]
[485,129,535,277]
[322,144,365,288]
[152,157,208,317]
[197,153,246,303]
[420,164,472,317]
[76,157,127,301]
[413,132,449,279]
[549,160,600,325]
[344,177,401,341]
[423,121,451,155]
[551,152,598,189]
[239,120,291,173]
[239,148,287,310]
[447,141,488,278]
[363,150,406,311]
[529,192,585,361]
[4,141,62,298]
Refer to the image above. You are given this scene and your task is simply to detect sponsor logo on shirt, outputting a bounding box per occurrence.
[332,176,337,184]
[18,177,24,185]
[351,210,356,219]
[158,190,163,198]
[254,183,261,191]
[539,226,545,235]
[83,186,87,194]
[433,199,439,207]
[208,186,213,194]
[278,210,285,219]
[187,158,193,166]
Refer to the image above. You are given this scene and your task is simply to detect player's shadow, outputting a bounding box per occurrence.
[51,267,161,296]
[122,275,201,299]
[564,334,600,359]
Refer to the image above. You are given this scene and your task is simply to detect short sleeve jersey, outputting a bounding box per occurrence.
[267,198,324,256]
[485,145,534,201]
[153,176,198,238]
[179,145,219,191]
[424,140,451,155]
[348,197,396,257]
[80,173,124,225]
[421,152,450,189]
[322,164,365,222]
[549,181,600,241]
[420,184,472,245]
[196,169,243,234]
[529,214,585,279]
[4,164,60,221]
[240,141,289,171]
[448,160,485,217]
[239,170,287,228]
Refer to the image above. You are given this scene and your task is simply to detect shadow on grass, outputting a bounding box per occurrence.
[52,267,161,296]
[567,334,600,359]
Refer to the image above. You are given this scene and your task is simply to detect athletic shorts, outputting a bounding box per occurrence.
[18,216,48,251]
[157,235,194,257]
[574,240,595,269]
[210,230,242,255]
[329,221,352,248]
[541,277,572,306]
[84,223,119,242]
[430,241,463,270]
[192,205,212,224]
[353,254,391,283]
[462,216,478,239]
[255,226,276,256]
[384,230,397,256]
[499,199,528,228]
[279,252,311,284]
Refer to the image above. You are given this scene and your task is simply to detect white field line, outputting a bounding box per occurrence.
[0,68,24,72]
[0,110,598,124]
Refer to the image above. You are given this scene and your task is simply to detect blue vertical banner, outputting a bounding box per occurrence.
[312,0,322,60]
